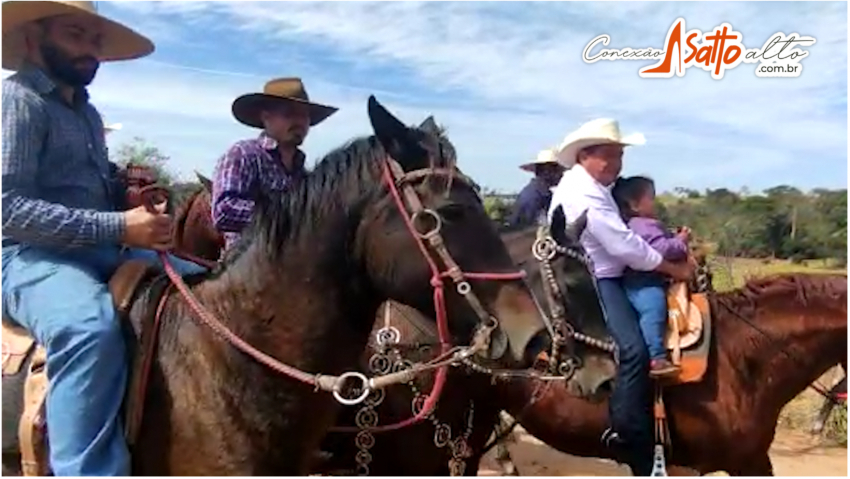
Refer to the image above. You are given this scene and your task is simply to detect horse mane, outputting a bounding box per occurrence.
[714,273,848,326]
[223,125,455,265]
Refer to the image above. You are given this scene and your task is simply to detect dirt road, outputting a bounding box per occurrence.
[479,427,847,476]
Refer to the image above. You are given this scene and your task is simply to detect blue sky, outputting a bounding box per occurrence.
[4,1,847,193]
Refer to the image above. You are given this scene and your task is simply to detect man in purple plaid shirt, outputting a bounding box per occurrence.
[212,78,338,250]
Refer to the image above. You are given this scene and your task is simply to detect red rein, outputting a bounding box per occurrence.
[338,162,526,432]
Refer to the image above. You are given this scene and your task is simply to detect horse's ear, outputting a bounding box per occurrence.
[195,171,213,192]
[419,115,440,135]
[565,209,588,243]
[368,95,422,171]
[550,205,569,246]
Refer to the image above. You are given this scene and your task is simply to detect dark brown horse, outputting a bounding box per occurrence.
[170,179,619,475]
[497,273,848,476]
[2,98,552,475]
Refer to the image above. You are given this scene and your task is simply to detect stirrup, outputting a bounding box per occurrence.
[601,427,622,447]
[650,444,668,476]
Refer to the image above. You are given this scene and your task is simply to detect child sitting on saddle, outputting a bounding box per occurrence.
[612,176,691,379]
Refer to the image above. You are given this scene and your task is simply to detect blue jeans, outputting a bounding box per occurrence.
[622,275,668,361]
[2,244,206,475]
[596,277,653,476]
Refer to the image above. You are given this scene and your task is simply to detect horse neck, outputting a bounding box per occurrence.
[155,214,382,470]
[208,225,379,379]
[713,291,847,407]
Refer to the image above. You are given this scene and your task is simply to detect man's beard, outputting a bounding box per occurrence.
[40,42,99,87]
[283,127,307,147]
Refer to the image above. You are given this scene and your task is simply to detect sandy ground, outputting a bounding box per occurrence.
[478,427,847,477]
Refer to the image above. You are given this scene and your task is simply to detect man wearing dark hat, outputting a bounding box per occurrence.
[211,78,338,249]
[1,1,205,475]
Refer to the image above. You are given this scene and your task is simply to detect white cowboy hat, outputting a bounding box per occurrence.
[519,148,561,173]
[555,118,646,169]
[2,1,154,71]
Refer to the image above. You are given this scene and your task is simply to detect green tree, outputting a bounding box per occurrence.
[111,137,175,186]
[661,185,846,262]
[483,196,513,225]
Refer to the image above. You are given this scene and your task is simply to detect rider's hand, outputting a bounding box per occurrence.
[122,202,172,251]
[676,226,691,242]
[669,262,694,281]
[656,260,695,281]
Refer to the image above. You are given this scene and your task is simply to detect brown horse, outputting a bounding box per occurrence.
[496,273,848,476]
[170,179,619,475]
[171,173,222,264]
[2,98,552,475]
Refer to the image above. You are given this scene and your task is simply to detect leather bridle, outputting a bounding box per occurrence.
[529,224,616,376]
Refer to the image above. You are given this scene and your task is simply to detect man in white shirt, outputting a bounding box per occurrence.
[549,119,694,476]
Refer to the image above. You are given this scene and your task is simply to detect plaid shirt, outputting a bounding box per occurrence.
[211,132,306,249]
[2,64,125,251]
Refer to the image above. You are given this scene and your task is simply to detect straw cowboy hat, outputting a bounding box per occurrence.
[2,1,154,71]
[519,148,561,173]
[231,78,339,129]
[555,118,646,169]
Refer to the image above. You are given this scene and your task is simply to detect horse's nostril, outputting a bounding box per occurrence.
[523,330,552,365]
[596,379,615,396]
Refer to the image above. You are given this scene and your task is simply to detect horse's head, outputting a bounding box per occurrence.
[537,205,617,401]
[172,183,224,263]
[361,97,550,368]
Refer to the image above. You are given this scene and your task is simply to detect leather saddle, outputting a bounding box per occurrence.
[663,281,712,385]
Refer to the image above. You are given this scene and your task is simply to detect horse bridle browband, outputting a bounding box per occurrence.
[140,154,537,432]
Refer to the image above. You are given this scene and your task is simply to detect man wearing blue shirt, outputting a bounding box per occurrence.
[508,148,564,228]
[2,1,204,474]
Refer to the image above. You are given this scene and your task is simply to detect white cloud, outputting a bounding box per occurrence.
[4,1,846,192]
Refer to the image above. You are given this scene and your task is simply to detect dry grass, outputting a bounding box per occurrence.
[709,256,845,292]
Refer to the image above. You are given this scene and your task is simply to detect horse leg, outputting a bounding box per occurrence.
[491,413,520,476]
[2,453,22,476]
[493,441,520,476]
[812,375,847,434]
[731,453,773,476]
[812,395,837,435]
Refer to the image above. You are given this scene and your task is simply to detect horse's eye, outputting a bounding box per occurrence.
[438,204,465,222]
